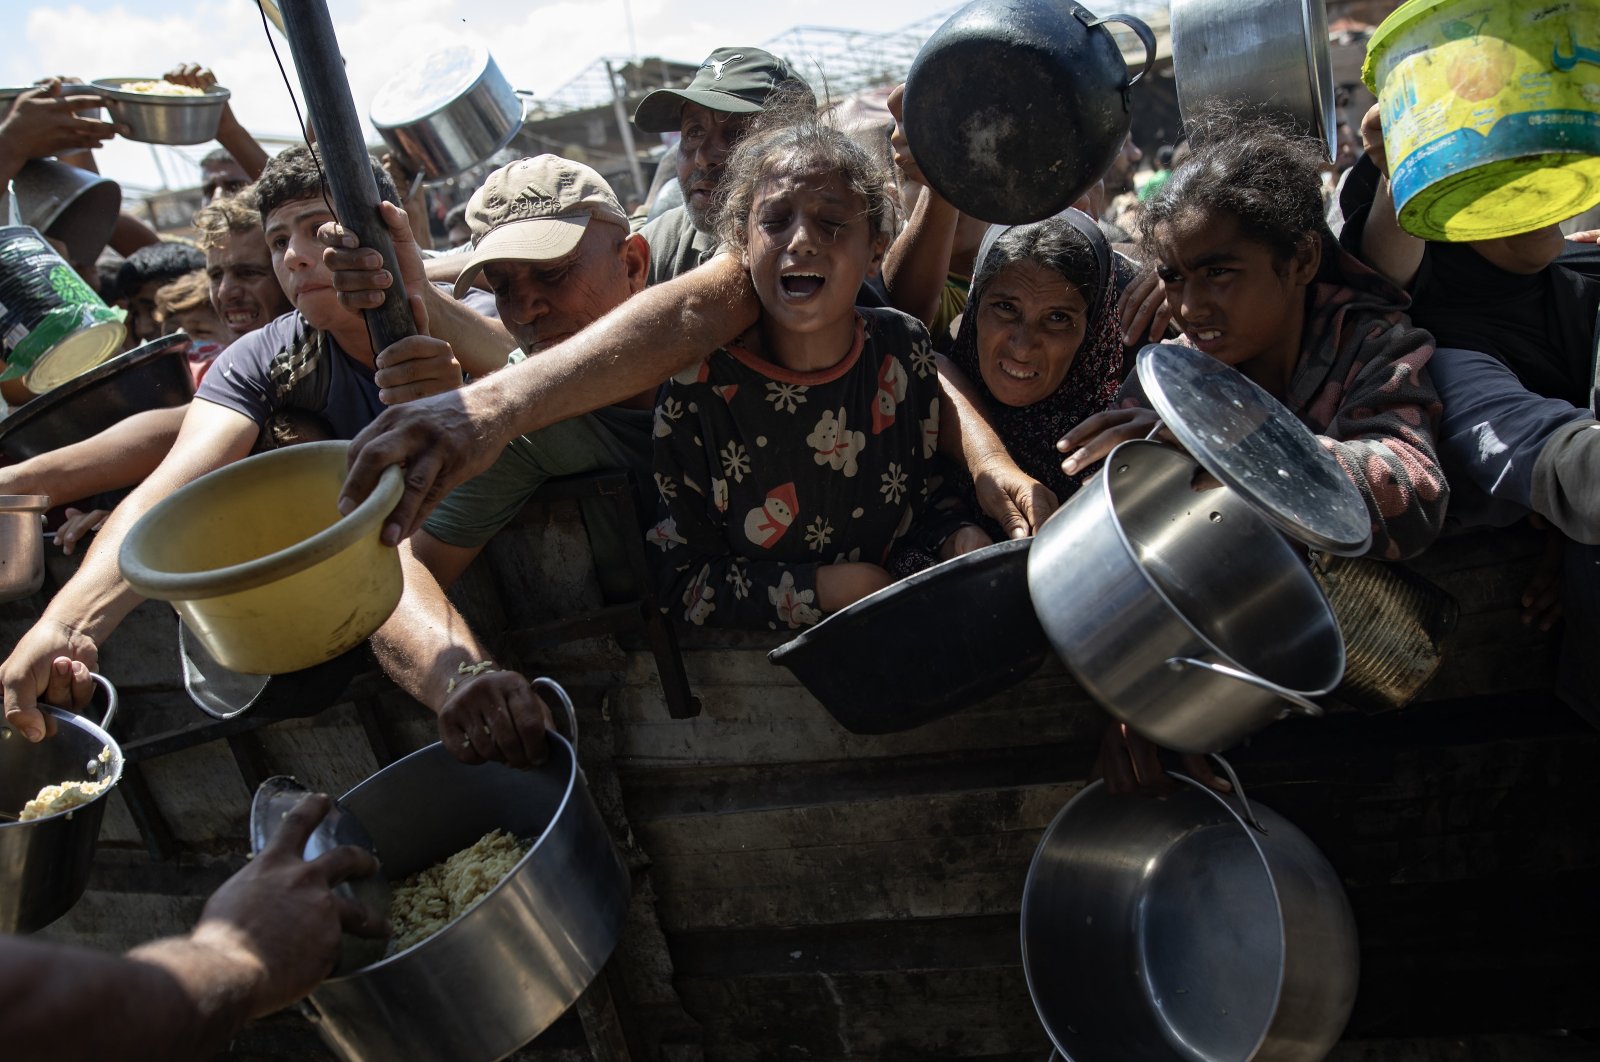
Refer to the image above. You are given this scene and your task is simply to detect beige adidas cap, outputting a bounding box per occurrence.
[452,155,630,297]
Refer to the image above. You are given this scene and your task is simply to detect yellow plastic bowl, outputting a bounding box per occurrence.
[119,441,406,675]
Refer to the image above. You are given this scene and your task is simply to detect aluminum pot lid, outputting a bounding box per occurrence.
[370,43,493,126]
[1137,342,1372,555]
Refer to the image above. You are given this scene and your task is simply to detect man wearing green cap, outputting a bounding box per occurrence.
[633,46,813,285]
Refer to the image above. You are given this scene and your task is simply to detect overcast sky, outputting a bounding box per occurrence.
[2,0,949,193]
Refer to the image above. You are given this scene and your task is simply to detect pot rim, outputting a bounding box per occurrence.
[0,495,50,512]
[0,699,125,828]
[1019,775,1287,1061]
[88,78,232,106]
[321,731,582,981]
[1094,439,1344,696]
[118,441,405,602]
[0,334,190,443]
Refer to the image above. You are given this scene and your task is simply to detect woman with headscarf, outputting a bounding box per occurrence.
[908,207,1129,559]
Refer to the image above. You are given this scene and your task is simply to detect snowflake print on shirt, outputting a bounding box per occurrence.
[880,462,908,505]
[766,381,808,413]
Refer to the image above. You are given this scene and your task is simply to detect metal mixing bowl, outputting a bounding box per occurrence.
[88,78,230,145]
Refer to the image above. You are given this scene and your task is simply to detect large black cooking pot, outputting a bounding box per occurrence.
[0,333,192,461]
[769,538,1050,734]
[902,0,1156,224]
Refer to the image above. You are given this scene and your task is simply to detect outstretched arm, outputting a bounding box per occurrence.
[341,252,761,544]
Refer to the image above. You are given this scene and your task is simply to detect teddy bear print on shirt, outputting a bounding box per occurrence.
[807,407,866,477]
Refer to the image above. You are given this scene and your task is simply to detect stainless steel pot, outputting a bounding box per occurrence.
[1170,0,1337,154]
[305,678,630,1062]
[1027,440,1344,753]
[1021,759,1358,1062]
[0,673,122,933]
[0,495,49,603]
[8,158,121,267]
[87,79,230,146]
[369,44,524,180]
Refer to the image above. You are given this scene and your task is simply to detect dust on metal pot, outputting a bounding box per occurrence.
[369,44,525,181]
[0,673,123,933]
[902,0,1156,224]
[1022,756,1359,1062]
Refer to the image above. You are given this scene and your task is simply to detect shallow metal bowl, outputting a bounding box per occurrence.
[89,78,230,145]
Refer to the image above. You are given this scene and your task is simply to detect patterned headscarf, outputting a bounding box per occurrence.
[948,208,1126,500]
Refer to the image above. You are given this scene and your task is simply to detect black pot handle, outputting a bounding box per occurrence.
[1077,11,1158,88]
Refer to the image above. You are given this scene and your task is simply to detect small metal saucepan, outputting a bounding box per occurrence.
[1022,757,1358,1062]
[369,43,524,180]
[0,673,123,932]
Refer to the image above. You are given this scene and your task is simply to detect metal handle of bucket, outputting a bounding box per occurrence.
[1205,752,1267,835]
[1076,10,1157,88]
[530,676,578,746]
[1163,656,1325,718]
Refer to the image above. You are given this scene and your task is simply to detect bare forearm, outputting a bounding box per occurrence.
[371,547,495,711]
[110,212,160,257]
[215,109,267,180]
[1358,177,1424,290]
[935,353,1012,474]
[496,252,759,439]
[41,402,256,643]
[422,283,516,377]
[883,184,960,328]
[2,406,185,502]
[0,933,255,1061]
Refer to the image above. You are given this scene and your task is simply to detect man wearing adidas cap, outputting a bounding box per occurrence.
[633,46,814,284]
[369,154,657,767]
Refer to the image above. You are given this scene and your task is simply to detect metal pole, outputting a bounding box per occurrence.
[276,0,415,353]
[604,60,647,204]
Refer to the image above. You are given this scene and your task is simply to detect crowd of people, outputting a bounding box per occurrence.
[1,35,1598,1052]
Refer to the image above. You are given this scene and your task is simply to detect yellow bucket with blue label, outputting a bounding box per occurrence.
[1363,0,1600,241]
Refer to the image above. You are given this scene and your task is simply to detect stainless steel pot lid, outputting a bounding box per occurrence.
[369,43,495,127]
[1137,342,1373,556]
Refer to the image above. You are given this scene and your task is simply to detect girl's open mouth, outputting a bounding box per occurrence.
[780,273,825,297]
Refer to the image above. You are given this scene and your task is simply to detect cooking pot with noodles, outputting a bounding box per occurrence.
[0,673,123,933]
[304,679,630,1062]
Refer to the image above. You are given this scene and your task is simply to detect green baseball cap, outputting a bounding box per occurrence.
[633,47,812,133]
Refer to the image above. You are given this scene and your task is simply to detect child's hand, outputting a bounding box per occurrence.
[1359,103,1389,179]
[1118,267,1171,347]
[1057,406,1169,478]
[53,507,108,556]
